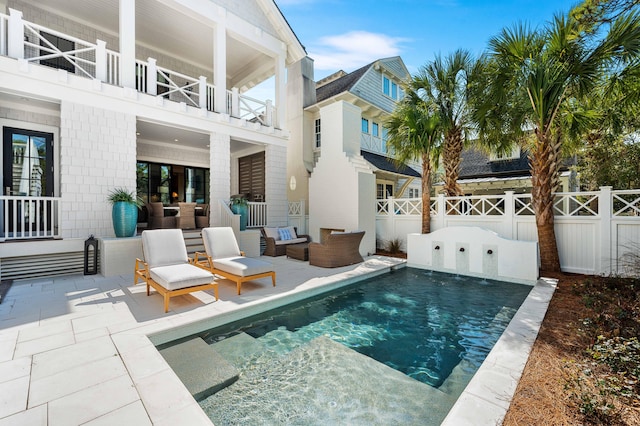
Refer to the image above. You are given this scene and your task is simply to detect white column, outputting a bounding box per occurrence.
[213,23,227,114]
[146,58,157,95]
[274,49,286,129]
[265,144,288,227]
[95,40,107,82]
[8,8,24,59]
[504,191,515,239]
[209,132,230,226]
[119,0,136,89]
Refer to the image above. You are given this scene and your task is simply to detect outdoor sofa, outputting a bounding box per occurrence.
[261,226,310,256]
[308,230,365,268]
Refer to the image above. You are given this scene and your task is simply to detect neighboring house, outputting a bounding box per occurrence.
[0,0,306,279]
[288,57,421,254]
[433,145,575,195]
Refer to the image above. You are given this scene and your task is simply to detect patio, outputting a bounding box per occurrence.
[0,255,554,425]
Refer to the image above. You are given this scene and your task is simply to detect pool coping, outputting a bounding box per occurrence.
[441,276,558,425]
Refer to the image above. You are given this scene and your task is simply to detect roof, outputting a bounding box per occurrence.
[361,151,422,178]
[315,62,372,103]
[459,147,530,179]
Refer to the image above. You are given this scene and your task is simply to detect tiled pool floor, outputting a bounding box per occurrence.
[0,255,556,425]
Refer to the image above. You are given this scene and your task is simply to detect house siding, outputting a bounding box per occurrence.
[351,58,408,114]
[211,0,279,40]
[265,144,287,226]
[59,101,137,239]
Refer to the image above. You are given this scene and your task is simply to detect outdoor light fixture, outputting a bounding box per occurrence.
[289,175,296,191]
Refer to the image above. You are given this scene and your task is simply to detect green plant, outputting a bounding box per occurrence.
[386,238,403,254]
[107,187,143,209]
[229,195,248,207]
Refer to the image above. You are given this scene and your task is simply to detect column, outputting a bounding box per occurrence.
[598,186,613,276]
[213,23,227,114]
[209,132,230,226]
[119,0,136,89]
[274,49,286,129]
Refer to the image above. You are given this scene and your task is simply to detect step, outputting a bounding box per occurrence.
[210,332,266,368]
[203,336,455,425]
[159,337,238,401]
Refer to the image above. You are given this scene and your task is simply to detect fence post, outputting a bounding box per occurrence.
[198,76,207,109]
[435,193,446,230]
[95,40,107,82]
[8,9,24,59]
[300,199,306,234]
[504,191,515,239]
[147,58,157,95]
[599,186,613,276]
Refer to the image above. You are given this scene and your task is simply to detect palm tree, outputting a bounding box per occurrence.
[385,86,442,234]
[473,10,640,272]
[411,49,475,196]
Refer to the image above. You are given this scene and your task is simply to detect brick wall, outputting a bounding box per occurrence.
[59,101,137,238]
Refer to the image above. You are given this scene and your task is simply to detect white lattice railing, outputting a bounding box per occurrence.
[361,133,385,154]
[612,190,640,217]
[0,196,61,241]
[247,202,267,228]
[377,197,437,216]
[446,195,506,216]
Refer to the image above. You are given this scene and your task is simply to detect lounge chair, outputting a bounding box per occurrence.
[195,227,276,295]
[309,230,365,268]
[135,229,219,312]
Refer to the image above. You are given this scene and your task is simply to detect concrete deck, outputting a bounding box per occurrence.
[0,255,555,425]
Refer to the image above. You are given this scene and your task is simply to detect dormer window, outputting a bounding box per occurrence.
[382,74,403,101]
[490,146,521,161]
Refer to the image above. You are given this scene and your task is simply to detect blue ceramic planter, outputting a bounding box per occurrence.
[231,204,248,230]
[112,202,138,237]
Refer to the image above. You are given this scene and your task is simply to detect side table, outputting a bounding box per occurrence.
[286,243,309,261]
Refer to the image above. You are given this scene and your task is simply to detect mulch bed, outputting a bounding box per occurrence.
[503,272,640,425]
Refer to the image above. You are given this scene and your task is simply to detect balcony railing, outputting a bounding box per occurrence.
[0,196,61,241]
[1,10,275,126]
[361,133,385,154]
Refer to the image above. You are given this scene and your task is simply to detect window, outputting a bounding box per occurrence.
[489,146,521,162]
[391,82,398,100]
[383,77,390,96]
[408,188,420,198]
[3,127,53,197]
[314,118,321,148]
[361,118,369,133]
[372,122,379,137]
[376,182,393,199]
[238,152,265,201]
[382,74,401,100]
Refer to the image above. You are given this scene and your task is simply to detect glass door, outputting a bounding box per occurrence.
[2,127,54,235]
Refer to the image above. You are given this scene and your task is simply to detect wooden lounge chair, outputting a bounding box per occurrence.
[135,229,218,312]
[309,230,365,268]
[195,227,276,295]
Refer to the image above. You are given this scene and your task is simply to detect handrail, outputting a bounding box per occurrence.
[0,195,61,241]
[218,199,239,234]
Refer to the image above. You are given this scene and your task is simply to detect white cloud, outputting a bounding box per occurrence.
[309,31,408,72]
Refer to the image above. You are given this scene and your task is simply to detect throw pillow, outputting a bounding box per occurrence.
[278,228,292,241]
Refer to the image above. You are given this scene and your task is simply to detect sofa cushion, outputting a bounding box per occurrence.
[150,264,214,290]
[274,237,307,245]
[213,257,273,277]
[142,229,190,268]
[263,227,280,241]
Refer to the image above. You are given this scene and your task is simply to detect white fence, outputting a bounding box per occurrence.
[0,196,62,241]
[376,187,640,276]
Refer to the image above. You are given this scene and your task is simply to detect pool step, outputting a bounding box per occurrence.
[159,337,238,401]
[203,336,455,425]
[210,332,266,368]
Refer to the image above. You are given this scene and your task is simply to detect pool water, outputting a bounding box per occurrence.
[196,267,531,425]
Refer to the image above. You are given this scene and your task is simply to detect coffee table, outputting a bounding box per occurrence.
[286,243,309,261]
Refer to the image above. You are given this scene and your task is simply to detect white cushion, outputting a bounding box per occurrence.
[142,229,189,268]
[263,227,280,241]
[150,264,214,290]
[213,256,273,277]
[202,227,241,259]
[274,237,307,245]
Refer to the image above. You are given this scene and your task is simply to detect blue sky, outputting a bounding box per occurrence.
[276,0,578,79]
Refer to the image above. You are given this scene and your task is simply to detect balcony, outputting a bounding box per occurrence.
[0,7,278,127]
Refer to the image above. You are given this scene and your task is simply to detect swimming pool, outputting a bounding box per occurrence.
[188,268,530,425]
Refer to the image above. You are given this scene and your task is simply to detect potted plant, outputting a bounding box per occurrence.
[107,187,143,237]
[229,195,248,230]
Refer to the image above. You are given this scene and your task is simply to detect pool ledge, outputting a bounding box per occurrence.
[441,276,558,425]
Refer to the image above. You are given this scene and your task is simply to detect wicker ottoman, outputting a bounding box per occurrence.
[286,243,309,261]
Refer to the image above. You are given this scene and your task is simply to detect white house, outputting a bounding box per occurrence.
[0,0,306,279]
[289,57,421,254]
